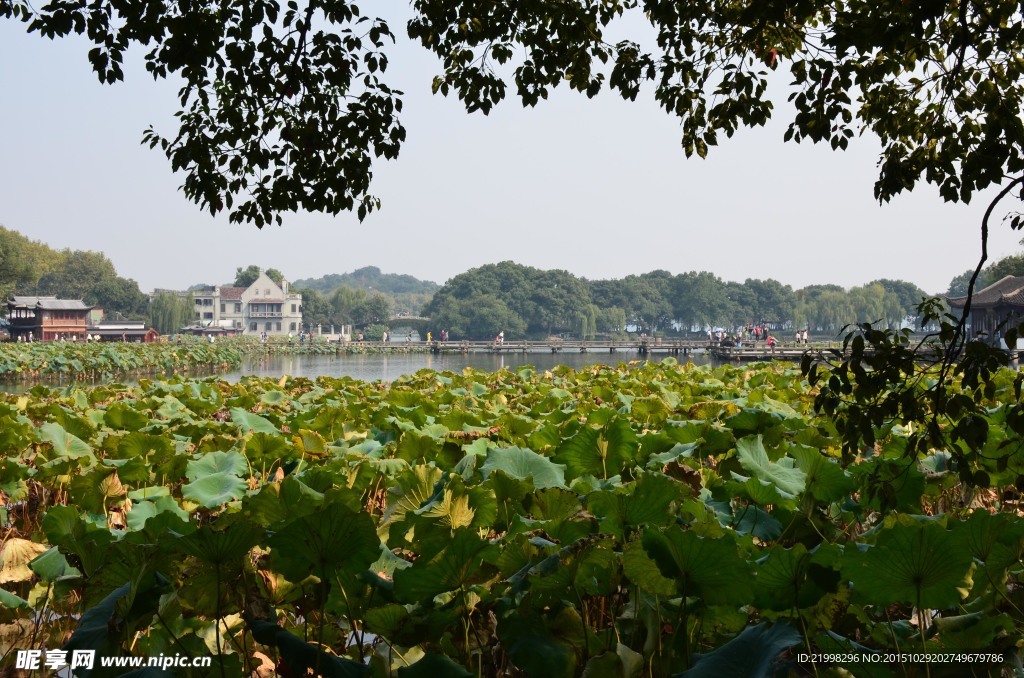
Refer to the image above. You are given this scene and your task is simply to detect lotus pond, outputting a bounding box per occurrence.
[0,359,1021,676]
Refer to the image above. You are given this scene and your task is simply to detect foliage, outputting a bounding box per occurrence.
[427,262,929,339]
[147,292,193,336]
[294,266,440,297]
[0,226,148,317]
[6,0,1024,224]
[0,338,244,381]
[0,361,1020,676]
[235,265,284,287]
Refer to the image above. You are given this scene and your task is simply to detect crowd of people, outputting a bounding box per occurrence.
[706,324,811,350]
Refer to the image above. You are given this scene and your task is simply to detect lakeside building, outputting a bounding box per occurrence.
[182,270,304,337]
[6,296,91,341]
[948,275,1024,344]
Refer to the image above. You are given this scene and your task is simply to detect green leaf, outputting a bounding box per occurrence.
[397,652,472,677]
[269,502,380,581]
[642,526,752,605]
[230,407,279,434]
[481,446,566,489]
[843,517,974,609]
[678,622,801,677]
[39,421,95,462]
[393,528,498,603]
[250,619,369,678]
[182,472,248,508]
[185,449,248,481]
[735,435,805,497]
[791,445,854,503]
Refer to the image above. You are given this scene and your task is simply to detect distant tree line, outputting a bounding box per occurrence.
[946,244,1024,297]
[293,266,438,317]
[422,262,931,341]
[0,226,148,318]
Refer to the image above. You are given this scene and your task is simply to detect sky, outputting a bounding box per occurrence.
[1,11,1021,296]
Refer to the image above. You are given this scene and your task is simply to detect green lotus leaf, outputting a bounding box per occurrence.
[68,467,126,515]
[678,622,801,678]
[247,431,292,460]
[176,520,263,564]
[181,472,248,508]
[962,510,1024,562]
[363,603,411,637]
[397,652,472,678]
[733,505,783,541]
[249,619,369,678]
[642,526,753,605]
[791,445,854,503]
[101,456,152,484]
[623,472,687,528]
[41,505,112,577]
[383,465,444,527]
[396,429,446,463]
[126,486,171,501]
[230,407,279,434]
[38,421,95,463]
[244,475,325,526]
[185,450,247,482]
[499,608,586,678]
[481,446,566,489]
[103,402,151,431]
[393,528,499,603]
[127,496,189,531]
[555,418,638,480]
[752,544,836,611]
[117,431,173,463]
[843,518,974,609]
[28,546,80,582]
[736,435,805,497]
[0,587,29,609]
[260,389,287,404]
[622,539,675,596]
[269,502,380,581]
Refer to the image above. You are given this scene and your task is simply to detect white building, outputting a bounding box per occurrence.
[187,271,303,336]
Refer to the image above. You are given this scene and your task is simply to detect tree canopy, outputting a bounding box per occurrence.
[425,261,927,339]
[5,0,1022,226]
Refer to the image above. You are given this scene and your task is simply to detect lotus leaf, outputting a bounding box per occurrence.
[393,528,498,603]
[38,422,95,463]
[269,502,380,581]
[642,526,753,605]
[843,518,974,609]
[230,407,279,434]
[397,652,472,678]
[735,436,805,497]
[480,445,566,489]
[181,472,248,508]
[677,622,801,678]
[249,619,369,677]
[0,539,49,584]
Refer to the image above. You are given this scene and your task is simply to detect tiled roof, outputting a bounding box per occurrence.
[948,275,1024,308]
[219,287,246,300]
[8,296,90,310]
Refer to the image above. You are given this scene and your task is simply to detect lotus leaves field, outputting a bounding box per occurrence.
[0,342,246,382]
[0,360,1021,677]
[0,340,434,383]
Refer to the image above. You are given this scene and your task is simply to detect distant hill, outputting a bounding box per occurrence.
[293,266,440,296]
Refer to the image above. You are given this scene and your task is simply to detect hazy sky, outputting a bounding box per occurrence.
[1,12,1020,295]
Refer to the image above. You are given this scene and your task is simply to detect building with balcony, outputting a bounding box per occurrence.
[183,271,303,336]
